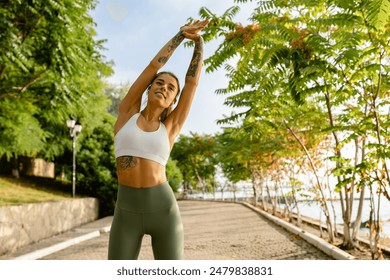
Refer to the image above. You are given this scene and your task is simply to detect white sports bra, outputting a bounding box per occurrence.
[114,113,170,166]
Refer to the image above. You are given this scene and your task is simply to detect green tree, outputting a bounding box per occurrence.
[105,82,131,117]
[0,0,112,171]
[166,158,183,193]
[216,129,251,185]
[199,0,390,256]
[171,133,217,196]
[72,113,117,217]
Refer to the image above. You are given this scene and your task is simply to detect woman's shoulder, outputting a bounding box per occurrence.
[114,110,139,135]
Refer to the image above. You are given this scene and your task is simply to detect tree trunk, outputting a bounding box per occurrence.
[259,170,268,211]
[352,138,367,244]
[341,139,358,249]
[11,155,20,178]
[324,89,352,245]
[265,183,276,215]
[251,171,258,206]
[290,160,303,226]
[368,187,384,260]
[279,183,292,222]
[285,121,335,243]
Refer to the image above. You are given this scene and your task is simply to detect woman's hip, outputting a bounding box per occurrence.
[115,181,178,213]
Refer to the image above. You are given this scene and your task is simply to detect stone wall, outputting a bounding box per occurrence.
[0,157,55,178]
[0,198,99,255]
[24,158,55,178]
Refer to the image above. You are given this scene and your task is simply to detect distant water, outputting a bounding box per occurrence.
[292,198,390,238]
[187,190,390,238]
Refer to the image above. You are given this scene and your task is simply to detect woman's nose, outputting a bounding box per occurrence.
[160,84,167,91]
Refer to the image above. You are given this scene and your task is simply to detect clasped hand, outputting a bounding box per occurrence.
[180,19,209,41]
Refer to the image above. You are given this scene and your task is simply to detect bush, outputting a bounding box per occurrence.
[76,113,117,217]
[166,158,183,192]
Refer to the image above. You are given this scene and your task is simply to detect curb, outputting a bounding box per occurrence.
[13,230,101,260]
[241,202,356,260]
[75,226,111,234]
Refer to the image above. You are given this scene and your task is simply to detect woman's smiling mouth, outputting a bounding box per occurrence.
[155,92,166,99]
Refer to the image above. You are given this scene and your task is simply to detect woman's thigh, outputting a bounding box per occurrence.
[146,205,184,260]
[108,207,144,260]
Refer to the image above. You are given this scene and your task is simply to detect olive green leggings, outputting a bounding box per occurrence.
[108,182,184,260]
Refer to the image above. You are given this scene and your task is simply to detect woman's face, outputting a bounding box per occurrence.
[148,73,179,108]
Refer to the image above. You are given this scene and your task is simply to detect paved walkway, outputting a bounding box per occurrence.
[1,201,332,260]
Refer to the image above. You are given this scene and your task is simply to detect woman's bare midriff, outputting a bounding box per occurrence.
[116,156,167,188]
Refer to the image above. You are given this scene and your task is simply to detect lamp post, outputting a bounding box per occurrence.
[66,120,82,198]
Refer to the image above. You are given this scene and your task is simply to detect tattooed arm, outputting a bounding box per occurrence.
[164,35,205,144]
[185,36,204,83]
[115,31,185,122]
[115,20,207,135]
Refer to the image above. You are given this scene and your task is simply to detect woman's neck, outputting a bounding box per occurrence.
[141,106,164,122]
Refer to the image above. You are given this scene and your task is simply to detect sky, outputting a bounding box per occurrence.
[89,0,257,136]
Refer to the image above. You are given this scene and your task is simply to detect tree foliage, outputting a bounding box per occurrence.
[75,113,117,217]
[166,158,184,192]
[171,133,217,194]
[0,0,113,160]
[104,82,131,117]
[197,0,390,256]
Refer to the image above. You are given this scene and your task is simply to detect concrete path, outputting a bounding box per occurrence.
[1,201,332,260]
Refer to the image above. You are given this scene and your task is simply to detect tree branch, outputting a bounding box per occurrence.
[0,65,5,80]
[0,93,19,99]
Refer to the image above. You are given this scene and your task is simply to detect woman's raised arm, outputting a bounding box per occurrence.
[165,20,208,141]
[117,31,185,116]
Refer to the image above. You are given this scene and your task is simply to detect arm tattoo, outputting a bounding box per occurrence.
[158,31,185,64]
[117,156,138,170]
[186,38,204,78]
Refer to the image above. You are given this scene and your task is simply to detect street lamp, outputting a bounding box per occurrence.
[66,120,82,198]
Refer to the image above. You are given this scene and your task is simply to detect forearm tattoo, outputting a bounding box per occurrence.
[186,38,204,78]
[117,156,138,170]
[158,31,185,64]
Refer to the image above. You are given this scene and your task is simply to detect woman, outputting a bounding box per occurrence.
[108,19,208,260]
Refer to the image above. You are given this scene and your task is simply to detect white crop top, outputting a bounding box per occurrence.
[114,113,170,166]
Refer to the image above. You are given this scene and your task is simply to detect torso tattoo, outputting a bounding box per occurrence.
[117,156,138,170]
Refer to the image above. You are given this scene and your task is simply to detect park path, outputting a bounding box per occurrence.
[1,200,332,260]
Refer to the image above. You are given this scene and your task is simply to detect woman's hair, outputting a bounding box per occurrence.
[148,71,181,122]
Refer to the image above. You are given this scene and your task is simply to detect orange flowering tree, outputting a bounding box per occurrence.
[199,0,390,258]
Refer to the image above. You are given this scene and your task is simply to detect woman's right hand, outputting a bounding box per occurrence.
[180,19,209,41]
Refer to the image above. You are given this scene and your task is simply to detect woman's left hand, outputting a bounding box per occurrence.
[180,19,209,41]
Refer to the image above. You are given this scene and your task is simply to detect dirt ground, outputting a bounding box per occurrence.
[305,224,390,260]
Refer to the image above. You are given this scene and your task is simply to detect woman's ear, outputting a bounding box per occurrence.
[145,83,153,94]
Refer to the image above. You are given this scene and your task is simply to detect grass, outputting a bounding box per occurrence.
[0,175,72,206]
